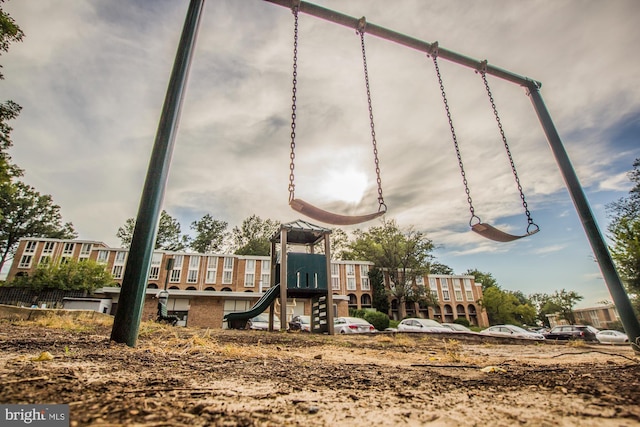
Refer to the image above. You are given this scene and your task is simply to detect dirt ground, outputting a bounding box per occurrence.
[1,315,639,427]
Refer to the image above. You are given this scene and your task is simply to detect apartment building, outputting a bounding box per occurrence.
[6,237,488,328]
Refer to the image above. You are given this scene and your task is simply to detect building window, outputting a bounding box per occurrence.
[453,278,463,301]
[149,253,162,280]
[223,257,234,284]
[112,265,124,279]
[24,241,37,254]
[429,277,438,299]
[346,264,356,276]
[39,255,51,265]
[170,255,183,283]
[80,243,92,257]
[244,259,255,288]
[97,250,109,264]
[115,251,126,264]
[589,310,601,328]
[416,276,425,286]
[187,256,200,284]
[19,255,33,268]
[42,241,55,254]
[360,265,370,291]
[463,278,474,301]
[331,263,340,291]
[260,259,270,288]
[206,256,218,284]
[347,277,356,291]
[441,278,451,301]
[63,242,75,255]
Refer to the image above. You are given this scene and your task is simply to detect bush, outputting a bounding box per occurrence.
[349,308,367,318]
[364,311,390,331]
[453,317,470,327]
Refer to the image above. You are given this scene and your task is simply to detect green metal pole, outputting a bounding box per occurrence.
[110,0,205,347]
[528,87,640,354]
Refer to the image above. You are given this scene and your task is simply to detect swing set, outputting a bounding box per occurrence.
[111,0,640,354]
[285,2,538,241]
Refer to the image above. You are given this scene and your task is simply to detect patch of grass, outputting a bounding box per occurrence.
[567,339,587,348]
[443,339,463,362]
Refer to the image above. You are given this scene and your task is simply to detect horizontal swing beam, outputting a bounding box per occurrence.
[264,0,542,90]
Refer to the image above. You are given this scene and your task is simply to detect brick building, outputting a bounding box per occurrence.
[6,237,489,328]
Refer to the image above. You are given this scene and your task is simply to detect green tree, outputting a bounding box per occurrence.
[344,219,434,319]
[369,266,389,313]
[0,181,76,272]
[1,4,25,184]
[607,158,640,314]
[429,262,454,275]
[232,215,279,256]
[189,214,228,253]
[11,259,113,293]
[117,210,189,251]
[549,289,583,324]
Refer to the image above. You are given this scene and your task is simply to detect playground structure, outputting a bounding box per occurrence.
[224,220,335,334]
[110,0,640,354]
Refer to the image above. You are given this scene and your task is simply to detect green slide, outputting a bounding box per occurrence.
[223,284,281,329]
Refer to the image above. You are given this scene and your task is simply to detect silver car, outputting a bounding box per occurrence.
[596,330,629,344]
[481,324,545,340]
[334,317,375,334]
[247,313,281,330]
[397,318,451,333]
[441,323,473,333]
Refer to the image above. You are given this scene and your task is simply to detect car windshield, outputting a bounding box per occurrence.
[419,319,443,327]
[509,325,530,334]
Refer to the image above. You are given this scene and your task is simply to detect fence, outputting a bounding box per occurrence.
[0,287,90,309]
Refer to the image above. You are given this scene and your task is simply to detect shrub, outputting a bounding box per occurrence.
[453,317,471,327]
[364,311,390,331]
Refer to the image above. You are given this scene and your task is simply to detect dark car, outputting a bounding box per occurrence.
[543,325,599,342]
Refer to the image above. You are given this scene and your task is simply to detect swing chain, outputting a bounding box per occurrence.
[357,20,386,212]
[431,52,479,225]
[478,67,538,231]
[288,4,300,203]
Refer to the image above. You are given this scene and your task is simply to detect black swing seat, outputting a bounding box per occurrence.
[290,198,385,226]
[472,222,539,242]
[157,303,179,326]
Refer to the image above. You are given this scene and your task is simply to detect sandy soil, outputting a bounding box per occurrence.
[0,317,639,426]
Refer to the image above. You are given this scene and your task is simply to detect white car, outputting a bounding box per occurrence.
[334,317,376,334]
[480,324,545,340]
[397,318,451,333]
[247,313,281,330]
[596,330,629,344]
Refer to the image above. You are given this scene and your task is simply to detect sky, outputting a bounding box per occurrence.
[2,0,640,308]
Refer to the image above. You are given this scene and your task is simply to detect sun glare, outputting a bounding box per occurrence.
[319,168,369,204]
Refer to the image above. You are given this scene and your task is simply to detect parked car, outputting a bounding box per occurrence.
[289,315,311,332]
[441,323,473,333]
[397,318,451,333]
[480,324,545,340]
[543,325,599,342]
[247,313,281,330]
[596,330,629,344]
[334,317,376,334]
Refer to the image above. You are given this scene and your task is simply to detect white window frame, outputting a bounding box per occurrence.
[360,265,370,291]
[42,241,55,254]
[441,278,451,301]
[244,259,255,288]
[206,256,218,284]
[80,243,92,257]
[169,255,183,283]
[187,255,200,284]
[63,242,75,255]
[24,241,37,254]
[429,277,438,299]
[112,264,124,279]
[453,278,463,301]
[222,257,234,284]
[148,252,163,280]
[331,263,340,291]
[260,259,270,288]
[19,255,33,268]
[97,250,109,264]
[463,278,474,301]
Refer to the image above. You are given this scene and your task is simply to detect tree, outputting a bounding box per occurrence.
[1,4,25,184]
[0,181,76,272]
[231,215,279,256]
[344,219,435,319]
[464,268,499,292]
[607,158,640,313]
[549,289,583,324]
[189,214,228,253]
[11,259,113,293]
[429,262,453,275]
[117,210,189,251]
[369,266,389,313]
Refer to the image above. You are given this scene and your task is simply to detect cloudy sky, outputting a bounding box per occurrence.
[3,0,639,308]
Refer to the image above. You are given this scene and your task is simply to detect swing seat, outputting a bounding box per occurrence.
[290,198,385,226]
[472,222,539,242]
